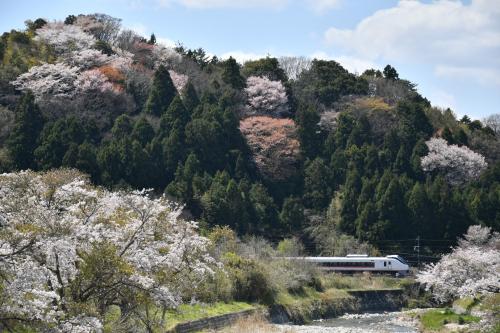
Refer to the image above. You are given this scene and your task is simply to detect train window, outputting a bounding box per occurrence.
[384,261,386,267]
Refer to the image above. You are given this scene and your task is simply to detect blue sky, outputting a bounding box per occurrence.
[1,0,499,119]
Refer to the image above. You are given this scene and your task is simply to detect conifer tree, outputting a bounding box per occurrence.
[132,117,155,146]
[295,105,322,158]
[182,81,200,113]
[145,65,177,116]
[8,92,44,170]
[221,57,245,89]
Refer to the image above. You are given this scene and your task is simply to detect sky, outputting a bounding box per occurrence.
[1,0,499,119]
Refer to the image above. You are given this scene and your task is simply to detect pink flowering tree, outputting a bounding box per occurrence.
[11,64,119,101]
[169,70,189,93]
[421,138,487,185]
[417,225,500,303]
[11,63,80,100]
[0,170,216,331]
[244,76,288,117]
[240,116,300,180]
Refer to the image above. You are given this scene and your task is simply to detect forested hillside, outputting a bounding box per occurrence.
[1,14,499,259]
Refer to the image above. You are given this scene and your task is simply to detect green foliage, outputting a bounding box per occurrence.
[8,92,44,169]
[294,59,368,106]
[242,57,287,82]
[221,56,245,89]
[383,64,399,80]
[144,65,177,116]
[223,253,278,305]
[420,309,480,330]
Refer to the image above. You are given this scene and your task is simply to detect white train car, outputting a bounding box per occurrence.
[289,254,410,275]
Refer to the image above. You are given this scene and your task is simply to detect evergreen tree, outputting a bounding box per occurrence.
[407,182,432,238]
[145,65,177,116]
[182,81,200,113]
[148,33,156,45]
[280,197,305,233]
[303,157,332,210]
[132,117,155,146]
[221,57,245,89]
[8,92,44,170]
[383,65,399,80]
[111,115,133,140]
[249,183,279,233]
[295,105,322,158]
[160,95,189,136]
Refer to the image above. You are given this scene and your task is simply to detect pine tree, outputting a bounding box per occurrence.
[295,105,322,158]
[111,115,133,140]
[145,65,177,116]
[132,117,155,146]
[159,95,189,136]
[221,57,245,89]
[182,81,200,113]
[148,33,156,45]
[304,157,332,210]
[407,182,432,238]
[280,197,305,233]
[8,92,44,170]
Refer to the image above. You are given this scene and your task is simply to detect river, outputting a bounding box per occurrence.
[274,311,419,333]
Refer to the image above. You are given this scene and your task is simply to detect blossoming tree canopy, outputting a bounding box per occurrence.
[417,225,500,303]
[244,76,288,116]
[34,22,96,54]
[421,137,487,185]
[0,169,216,331]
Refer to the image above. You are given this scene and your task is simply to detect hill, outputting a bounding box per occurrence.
[1,14,499,262]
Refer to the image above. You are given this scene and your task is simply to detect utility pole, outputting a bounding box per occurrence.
[414,236,420,268]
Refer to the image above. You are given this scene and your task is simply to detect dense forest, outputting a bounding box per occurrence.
[1,14,499,262]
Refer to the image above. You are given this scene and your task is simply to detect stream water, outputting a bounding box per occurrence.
[274,311,419,333]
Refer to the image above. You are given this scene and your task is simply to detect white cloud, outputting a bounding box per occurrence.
[219,51,268,64]
[157,0,288,8]
[323,0,500,71]
[310,51,378,74]
[307,0,342,13]
[156,37,176,48]
[435,65,500,86]
[129,23,148,37]
[429,89,458,112]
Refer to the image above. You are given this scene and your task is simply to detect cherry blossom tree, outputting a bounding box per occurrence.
[239,116,300,180]
[421,137,487,185]
[169,70,189,93]
[11,63,80,100]
[75,69,115,93]
[11,63,119,101]
[0,169,216,331]
[417,225,499,303]
[64,49,112,69]
[35,22,96,55]
[152,45,182,69]
[244,76,288,117]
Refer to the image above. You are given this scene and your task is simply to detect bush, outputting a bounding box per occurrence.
[223,253,278,305]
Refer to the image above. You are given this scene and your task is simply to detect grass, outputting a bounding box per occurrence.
[216,313,296,333]
[420,308,480,331]
[164,301,256,330]
[320,272,414,291]
[103,301,256,332]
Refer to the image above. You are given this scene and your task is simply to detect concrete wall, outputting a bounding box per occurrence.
[168,309,257,333]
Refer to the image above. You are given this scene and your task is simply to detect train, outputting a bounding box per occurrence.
[285,254,410,275]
